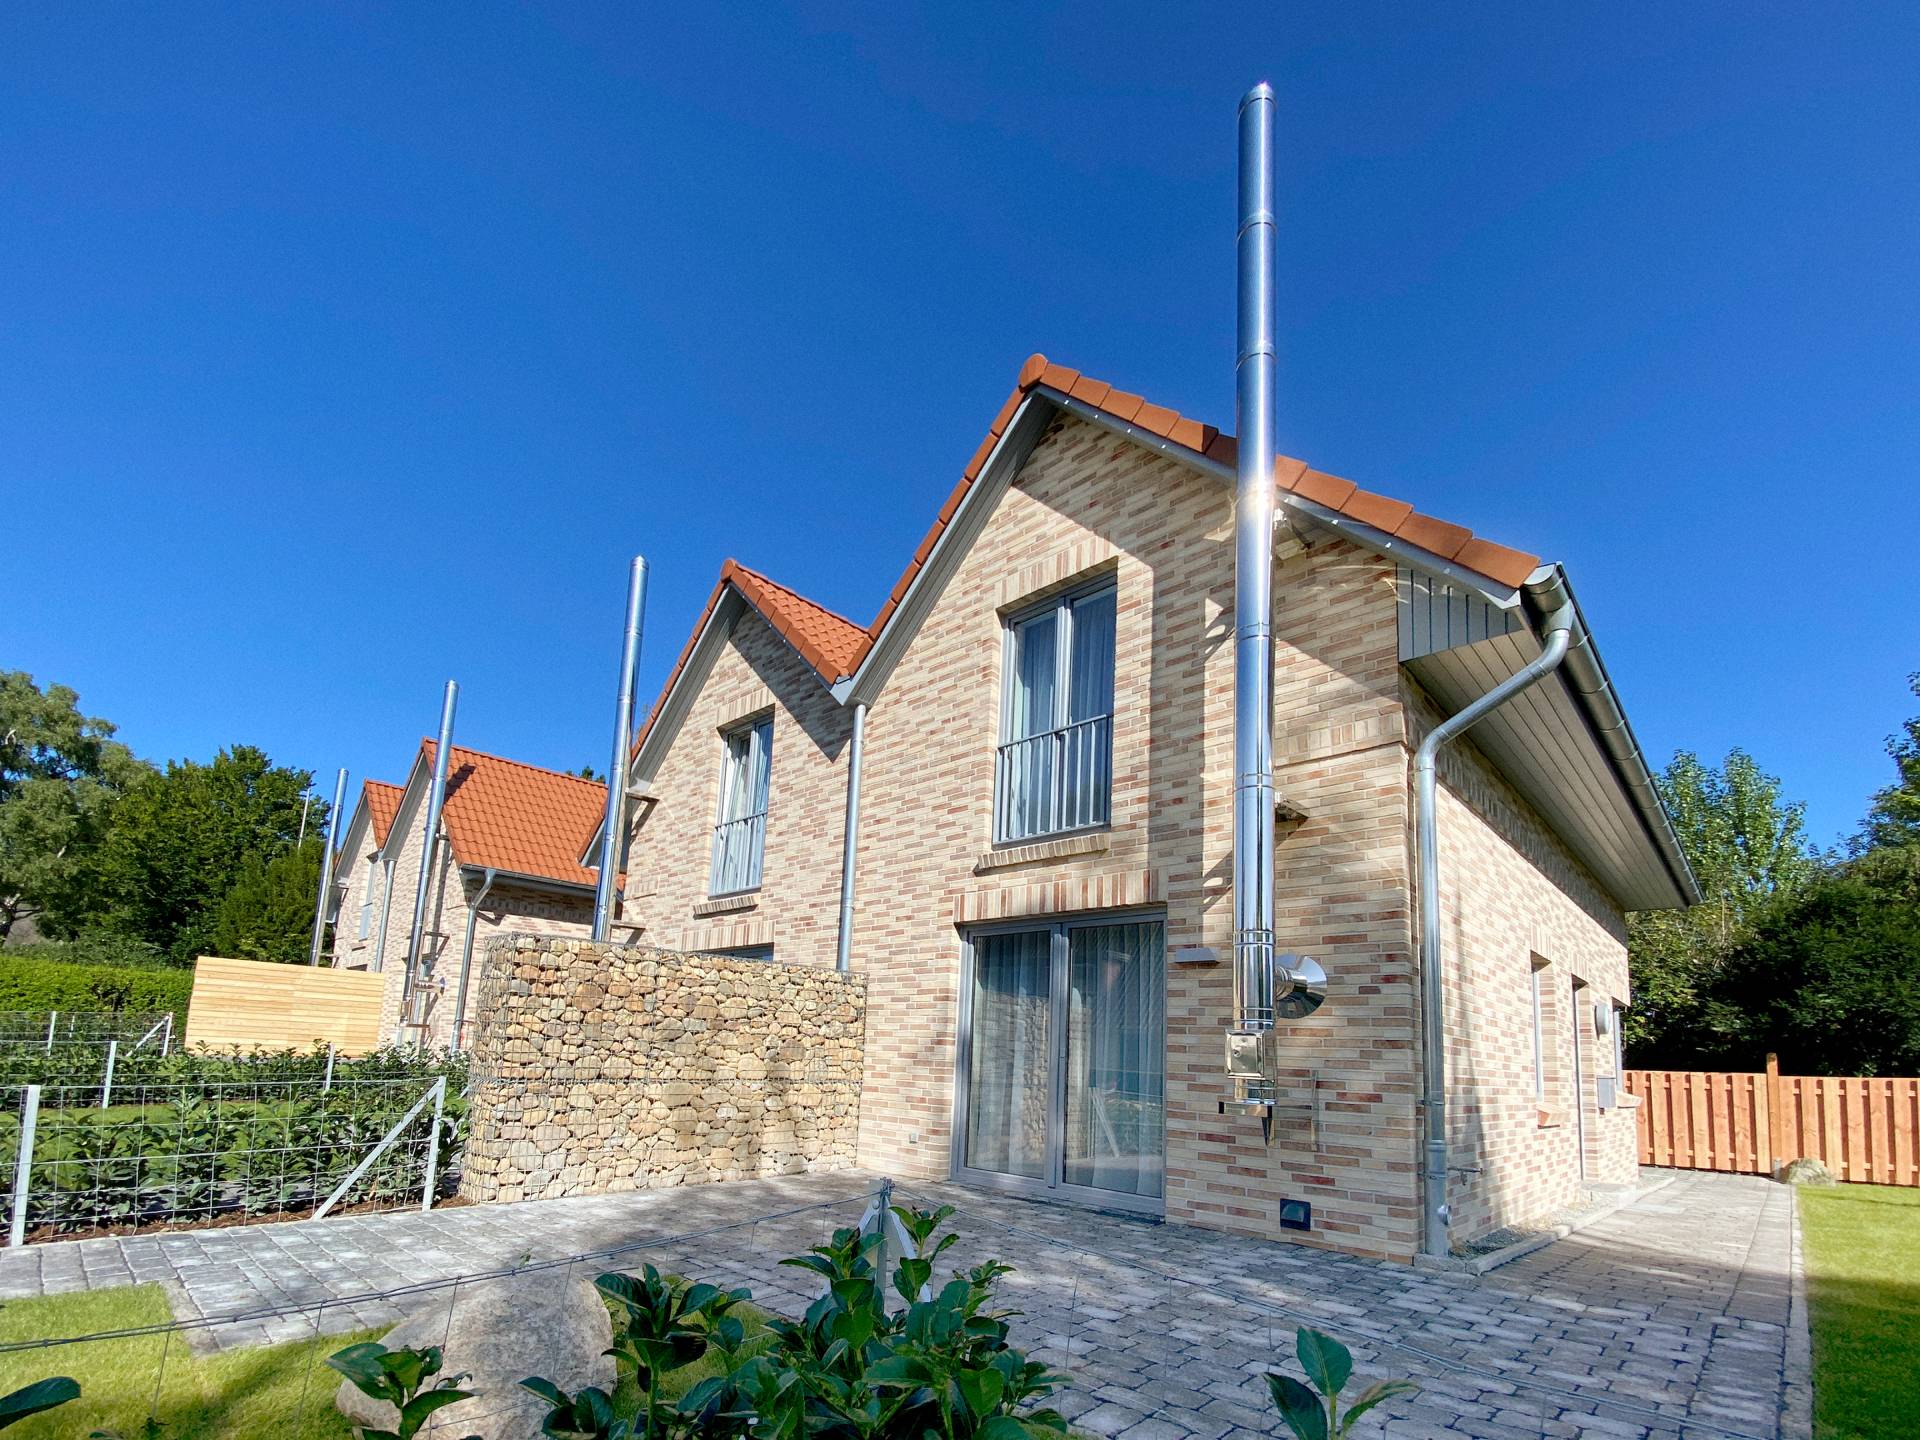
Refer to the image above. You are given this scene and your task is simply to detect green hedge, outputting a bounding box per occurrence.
[0,954,192,1027]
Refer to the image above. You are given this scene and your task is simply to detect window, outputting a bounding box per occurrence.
[357,858,379,940]
[715,944,774,964]
[995,582,1116,843]
[709,716,772,895]
[1529,958,1549,1103]
[1611,1001,1626,1079]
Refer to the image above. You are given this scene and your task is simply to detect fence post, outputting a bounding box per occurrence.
[162,1013,173,1057]
[419,1077,447,1213]
[43,1013,55,1054]
[8,1086,40,1247]
[1765,1053,1785,1177]
[322,1044,336,1095]
[100,1042,118,1111]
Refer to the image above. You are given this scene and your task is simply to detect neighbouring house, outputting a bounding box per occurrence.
[583,352,1697,1264]
[328,742,612,1048]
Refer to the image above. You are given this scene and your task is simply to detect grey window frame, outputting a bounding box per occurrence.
[708,715,773,897]
[992,578,1117,845]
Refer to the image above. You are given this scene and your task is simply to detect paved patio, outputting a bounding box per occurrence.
[0,1169,1804,1440]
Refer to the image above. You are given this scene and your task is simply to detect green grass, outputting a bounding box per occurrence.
[1798,1183,1920,1440]
[0,1284,377,1439]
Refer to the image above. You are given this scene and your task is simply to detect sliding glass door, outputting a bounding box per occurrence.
[956,915,1164,1211]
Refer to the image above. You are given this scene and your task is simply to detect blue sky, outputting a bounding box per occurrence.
[4,4,1915,851]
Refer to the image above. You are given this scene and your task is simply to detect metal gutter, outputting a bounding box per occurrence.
[1414,590,1577,1258]
[833,702,868,972]
[452,867,497,1052]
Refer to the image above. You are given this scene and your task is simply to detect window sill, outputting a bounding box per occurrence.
[1536,1106,1567,1130]
[694,892,759,918]
[975,831,1111,874]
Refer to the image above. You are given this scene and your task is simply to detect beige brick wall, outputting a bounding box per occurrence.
[613,409,1643,1263]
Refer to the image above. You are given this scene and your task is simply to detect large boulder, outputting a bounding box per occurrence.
[336,1269,613,1438]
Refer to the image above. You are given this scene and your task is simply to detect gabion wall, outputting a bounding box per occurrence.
[459,937,866,1204]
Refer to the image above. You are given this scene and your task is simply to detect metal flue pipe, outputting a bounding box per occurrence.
[452,866,497,1051]
[1414,598,1574,1256]
[1231,82,1280,1039]
[593,557,650,942]
[307,767,348,966]
[402,681,458,1014]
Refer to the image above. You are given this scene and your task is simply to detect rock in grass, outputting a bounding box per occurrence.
[1779,1157,1837,1186]
[336,1269,613,1437]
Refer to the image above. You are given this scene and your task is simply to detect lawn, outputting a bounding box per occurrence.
[0,1285,377,1439]
[1797,1183,1920,1440]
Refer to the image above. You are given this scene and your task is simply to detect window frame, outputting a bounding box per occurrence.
[708,714,774,898]
[1529,958,1549,1104]
[993,577,1118,846]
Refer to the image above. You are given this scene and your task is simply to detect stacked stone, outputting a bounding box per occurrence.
[460,936,867,1204]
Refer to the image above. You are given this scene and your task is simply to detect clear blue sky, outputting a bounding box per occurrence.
[4,4,1915,851]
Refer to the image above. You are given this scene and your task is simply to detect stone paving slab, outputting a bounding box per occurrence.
[0,1169,1802,1440]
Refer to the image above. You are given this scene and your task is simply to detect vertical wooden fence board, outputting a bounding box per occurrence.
[184,956,388,1054]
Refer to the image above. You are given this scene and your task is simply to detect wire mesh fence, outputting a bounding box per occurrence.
[0,1074,459,1245]
[0,1011,173,1053]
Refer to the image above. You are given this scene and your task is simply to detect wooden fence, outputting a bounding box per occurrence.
[183,956,389,1055]
[1625,1056,1920,1187]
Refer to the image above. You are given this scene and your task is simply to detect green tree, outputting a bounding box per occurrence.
[1858,673,1920,853]
[1702,847,1920,1075]
[85,745,320,964]
[206,838,325,964]
[0,673,148,942]
[1626,748,1815,1065]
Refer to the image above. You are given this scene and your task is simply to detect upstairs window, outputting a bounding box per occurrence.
[995,582,1116,843]
[709,716,772,896]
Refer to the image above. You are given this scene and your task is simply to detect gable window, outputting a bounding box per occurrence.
[995,582,1116,843]
[1529,957,1550,1103]
[357,858,379,940]
[709,716,772,896]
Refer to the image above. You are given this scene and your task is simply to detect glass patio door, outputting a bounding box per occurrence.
[957,916,1164,1211]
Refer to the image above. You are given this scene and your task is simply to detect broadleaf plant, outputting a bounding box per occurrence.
[1265,1327,1416,1439]
[325,1340,479,1440]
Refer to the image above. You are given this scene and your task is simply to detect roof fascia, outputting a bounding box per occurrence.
[1042,386,1523,612]
[630,589,748,784]
[336,799,374,866]
[458,862,595,898]
[838,394,1053,706]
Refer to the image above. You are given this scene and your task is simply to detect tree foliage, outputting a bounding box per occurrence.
[1858,672,1920,853]
[79,745,321,965]
[206,838,324,964]
[0,673,147,941]
[1625,748,1815,1064]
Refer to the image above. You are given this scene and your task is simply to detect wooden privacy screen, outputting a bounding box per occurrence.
[184,956,388,1054]
[1626,1058,1920,1187]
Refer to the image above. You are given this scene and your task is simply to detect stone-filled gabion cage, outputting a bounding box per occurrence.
[459,937,866,1204]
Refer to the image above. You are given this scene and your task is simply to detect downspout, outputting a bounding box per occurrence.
[833,702,867,973]
[307,767,348,966]
[452,866,497,1052]
[1415,593,1575,1257]
[1227,83,1281,1105]
[594,556,649,942]
[402,681,459,1017]
[371,854,396,973]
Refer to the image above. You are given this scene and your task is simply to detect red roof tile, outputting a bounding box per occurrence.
[363,780,404,848]
[630,353,1545,768]
[417,741,609,889]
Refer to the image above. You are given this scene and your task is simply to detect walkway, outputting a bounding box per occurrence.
[0,1169,1804,1440]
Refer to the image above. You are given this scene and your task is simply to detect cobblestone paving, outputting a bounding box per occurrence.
[0,1169,1801,1440]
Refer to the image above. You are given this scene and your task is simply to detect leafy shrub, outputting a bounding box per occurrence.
[524,1204,1070,1440]
[0,953,190,1027]
[326,1341,477,1440]
[1265,1327,1416,1439]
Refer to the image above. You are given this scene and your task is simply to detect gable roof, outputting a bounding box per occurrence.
[408,741,609,890]
[363,780,404,849]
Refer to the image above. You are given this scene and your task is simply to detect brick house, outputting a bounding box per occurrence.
[329,742,611,1049]
[609,353,1696,1263]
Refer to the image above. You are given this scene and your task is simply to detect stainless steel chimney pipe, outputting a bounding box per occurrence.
[307,767,349,966]
[402,681,458,1018]
[593,556,650,942]
[1231,82,1279,1037]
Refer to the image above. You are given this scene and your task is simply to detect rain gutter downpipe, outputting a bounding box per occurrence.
[833,701,868,973]
[594,556,650,943]
[371,854,396,974]
[452,866,497,1052]
[1415,591,1576,1258]
[402,681,459,1020]
[307,767,348,966]
[1230,82,1279,1058]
